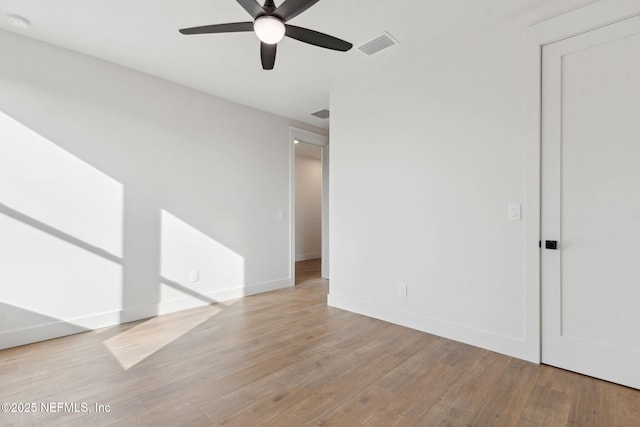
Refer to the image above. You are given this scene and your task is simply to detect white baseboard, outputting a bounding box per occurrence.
[154,278,292,316]
[0,278,292,351]
[0,310,122,351]
[327,293,536,363]
[295,252,321,261]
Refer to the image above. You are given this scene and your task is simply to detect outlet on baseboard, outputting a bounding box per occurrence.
[398,283,407,297]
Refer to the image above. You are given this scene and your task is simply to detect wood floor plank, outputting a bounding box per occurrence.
[113,401,213,427]
[310,333,438,425]
[266,338,421,425]
[617,385,640,427]
[198,321,393,423]
[469,358,540,426]
[362,341,482,426]
[211,385,311,426]
[1,259,639,426]
[519,366,581,426]
[410,350,512,426]
[568,376,620,427]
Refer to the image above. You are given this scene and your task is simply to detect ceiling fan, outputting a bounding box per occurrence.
[179,0,353,70]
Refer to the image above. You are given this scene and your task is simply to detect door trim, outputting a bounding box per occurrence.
[523,0,640,363]
[321,145,330,279]
[289,127,329,285]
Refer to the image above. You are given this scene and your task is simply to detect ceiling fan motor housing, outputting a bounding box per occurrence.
[262,0,277,15]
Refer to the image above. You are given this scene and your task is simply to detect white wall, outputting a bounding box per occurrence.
[295,146,322,261]
[0,30,325,350]
[328,6,588,362]
[328,0,628,363]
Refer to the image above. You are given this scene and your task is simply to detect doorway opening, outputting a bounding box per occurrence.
[289,127,329,285]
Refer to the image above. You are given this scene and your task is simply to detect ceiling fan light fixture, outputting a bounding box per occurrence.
[178,0,353,70]
[254,16,285,44]
[6,14,30,28]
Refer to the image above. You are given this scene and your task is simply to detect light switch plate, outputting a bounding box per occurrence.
[508,204,521,221]
[398,283,407,297]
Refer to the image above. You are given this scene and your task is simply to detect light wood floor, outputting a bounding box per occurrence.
[1,259,639,426]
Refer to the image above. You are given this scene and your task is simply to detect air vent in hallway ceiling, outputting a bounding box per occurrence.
[311,109,330,119]
[358,32,398,56]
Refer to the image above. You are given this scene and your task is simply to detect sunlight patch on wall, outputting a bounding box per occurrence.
[0,110,124,336]
[0,212,122,329]
[0,111,123,258]
[160,210,245,304]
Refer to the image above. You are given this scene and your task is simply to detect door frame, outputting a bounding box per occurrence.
[289,127,329,285]
[523,0,640,363]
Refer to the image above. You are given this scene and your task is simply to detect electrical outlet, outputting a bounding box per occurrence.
[189,270,200,283]
[398,283,407,297]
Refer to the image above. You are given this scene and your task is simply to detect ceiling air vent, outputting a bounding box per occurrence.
[358,32,398,56]
[311,109,330,120]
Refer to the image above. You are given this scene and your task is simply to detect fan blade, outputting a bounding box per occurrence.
[236,0,265,19]
[261,42,277,70]
[285,25,352,51]
[273,0,320,21]
[179,22,254,35]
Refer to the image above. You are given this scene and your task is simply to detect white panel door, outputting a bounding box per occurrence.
[542,15,640,389]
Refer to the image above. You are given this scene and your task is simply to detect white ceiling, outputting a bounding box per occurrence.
[0,0,595,129]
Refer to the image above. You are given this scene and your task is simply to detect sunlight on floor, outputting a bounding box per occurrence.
[103,300,237,370]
